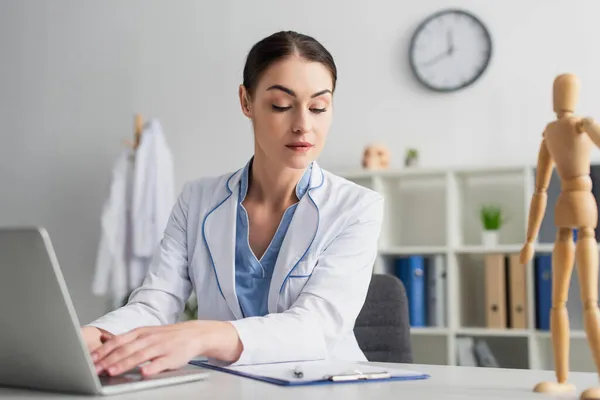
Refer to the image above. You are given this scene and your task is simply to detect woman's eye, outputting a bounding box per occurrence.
[272,105,291,112]
[271,105,327,113]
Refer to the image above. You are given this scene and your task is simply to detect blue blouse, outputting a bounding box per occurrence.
[234,159,312,317]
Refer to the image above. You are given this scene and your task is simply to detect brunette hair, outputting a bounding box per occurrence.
[242,30,337,98]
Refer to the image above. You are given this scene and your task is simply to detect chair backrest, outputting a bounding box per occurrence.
[354,274,413,363]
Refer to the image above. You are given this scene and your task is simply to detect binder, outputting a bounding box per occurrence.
[484,254,507,328]
[188,359,430,386]
[426,254,447,327]
[507,254,527,329]
[535,254,552,330]
[395,255,426,327]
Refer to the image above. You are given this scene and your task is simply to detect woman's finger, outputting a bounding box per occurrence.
[95,334,160,375]
[104,342,166,377]
[92,329,142,363]
[140,354,181,377]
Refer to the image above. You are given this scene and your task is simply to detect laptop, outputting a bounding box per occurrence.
[0,227,209,396]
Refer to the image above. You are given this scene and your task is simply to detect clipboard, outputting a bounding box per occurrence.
[188,359,430,386]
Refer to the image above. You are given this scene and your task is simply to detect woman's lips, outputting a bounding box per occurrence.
[286,142,314,152]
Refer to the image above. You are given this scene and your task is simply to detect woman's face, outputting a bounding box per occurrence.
[239,55,334,170]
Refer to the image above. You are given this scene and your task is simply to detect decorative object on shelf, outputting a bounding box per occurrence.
[480,204,503,246]
[520,73,600,399]
[362,143,390,170]
[408,8,492,93]
[404,148,419,167]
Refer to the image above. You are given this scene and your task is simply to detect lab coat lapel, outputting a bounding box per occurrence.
[268,164,325,313]
[203,170,244,320]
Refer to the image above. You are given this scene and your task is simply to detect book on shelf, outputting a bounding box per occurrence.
[394,254,446,328]
[534,254,552,331]
[456,337,500,367]
[483,253,528,329]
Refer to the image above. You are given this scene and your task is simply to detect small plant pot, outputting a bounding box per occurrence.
[405,157,418,167]
[482,230,499,247]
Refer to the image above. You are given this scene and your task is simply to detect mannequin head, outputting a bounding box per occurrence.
[553,73,580,118]
[238,31,337,170]
[362,144,390,169]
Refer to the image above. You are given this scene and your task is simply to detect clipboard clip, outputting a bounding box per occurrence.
[324,369,391,382]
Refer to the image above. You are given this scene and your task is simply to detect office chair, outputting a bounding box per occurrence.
[354,274,413,363]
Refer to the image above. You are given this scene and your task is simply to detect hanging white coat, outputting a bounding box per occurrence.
[92,119,175,309]
[88,162,384,366]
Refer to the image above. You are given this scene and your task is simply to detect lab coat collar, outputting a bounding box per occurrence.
[203,160,324,319]
[237,157,315,202]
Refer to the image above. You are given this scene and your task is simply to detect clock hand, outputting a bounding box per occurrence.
[421,51,448,67]
[447,30,454,55]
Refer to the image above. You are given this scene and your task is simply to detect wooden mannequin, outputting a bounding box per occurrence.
[520,73,600,400]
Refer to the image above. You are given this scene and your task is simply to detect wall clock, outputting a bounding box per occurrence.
[409,9,492,92]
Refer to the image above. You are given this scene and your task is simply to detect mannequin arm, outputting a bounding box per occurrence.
[520,136,553,264]
[577,117,600,148]
[525,137,554,244]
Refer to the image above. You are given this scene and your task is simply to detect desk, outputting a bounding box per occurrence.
[0,362,598,399]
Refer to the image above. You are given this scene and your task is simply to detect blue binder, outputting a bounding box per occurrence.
[395,255,426,327]
[188,360,430,386]
[535,255,552,330]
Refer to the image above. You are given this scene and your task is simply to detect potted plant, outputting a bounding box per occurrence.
[480,204,504,246]
[404,148,419,167]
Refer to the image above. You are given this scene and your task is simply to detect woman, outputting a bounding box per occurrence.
[83,30,384,378]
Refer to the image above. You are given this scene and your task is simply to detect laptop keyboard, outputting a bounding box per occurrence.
[99,368,146,386]
[99,366,205,386]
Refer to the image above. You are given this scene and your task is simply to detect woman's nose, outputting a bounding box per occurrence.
[292,109,312,134]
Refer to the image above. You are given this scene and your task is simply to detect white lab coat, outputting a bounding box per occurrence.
[87,162,384,365]
[92,119,175,309]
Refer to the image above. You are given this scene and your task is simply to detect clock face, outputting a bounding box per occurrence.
[409,9,492,92]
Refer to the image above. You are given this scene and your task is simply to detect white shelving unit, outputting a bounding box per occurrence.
[337,164,600,372]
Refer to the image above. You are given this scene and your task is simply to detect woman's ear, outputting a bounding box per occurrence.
[239,85,252,118]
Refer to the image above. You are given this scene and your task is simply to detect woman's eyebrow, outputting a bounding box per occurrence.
[266,85,331,98]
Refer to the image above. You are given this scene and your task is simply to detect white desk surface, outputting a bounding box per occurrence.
[1,362,599,399]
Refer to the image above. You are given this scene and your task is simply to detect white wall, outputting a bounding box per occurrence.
[2,0,600,323]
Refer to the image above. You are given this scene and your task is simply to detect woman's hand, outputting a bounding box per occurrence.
[81,326,114,353]
[91,320,243,377]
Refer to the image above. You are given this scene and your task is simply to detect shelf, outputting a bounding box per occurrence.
[410,327,449,336]
[338,165,530,180]
[454,245,523,254]
[536,330,587,339]
[338,164,600,371]
[409,328,591,339]
[338,167,449,180]
[455,171,527,247]
[452,243,600,255]
[380,246,448,255]
[534,243,600,253]
[453,165,528,178]
[534,330,598,372]
[534,243,554,252]
[456,327,531,338]
[377,173,447,248]
[379,244,560,255]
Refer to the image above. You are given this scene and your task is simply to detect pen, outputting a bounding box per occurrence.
[293,365,304,378]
